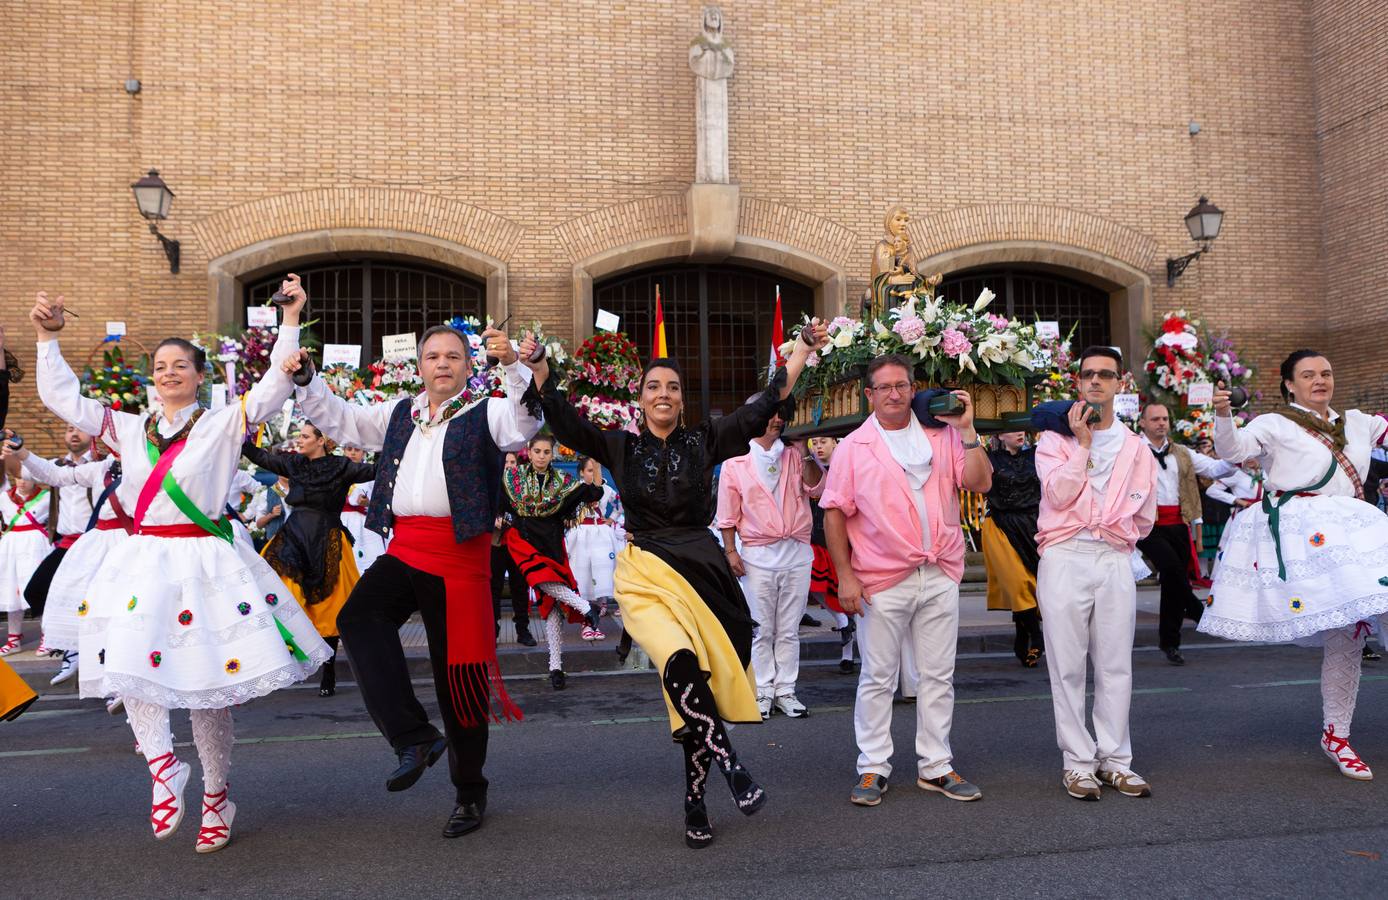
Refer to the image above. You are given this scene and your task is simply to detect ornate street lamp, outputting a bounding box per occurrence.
[1166,196,1223,287]
[131,169,180,274]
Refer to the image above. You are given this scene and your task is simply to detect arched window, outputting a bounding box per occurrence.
[593,265,814,423]
[245,260,485,359]
[940,268,1111,352]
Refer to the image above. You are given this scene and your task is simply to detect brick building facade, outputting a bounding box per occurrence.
[2,1,1384,448]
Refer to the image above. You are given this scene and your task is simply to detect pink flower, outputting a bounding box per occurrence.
[940,329,972,358]
[892,315,926,343]
[830,316,854,331]
[987,314,1010,330]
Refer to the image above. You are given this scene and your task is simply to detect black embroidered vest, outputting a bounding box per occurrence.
[364,398,504,544]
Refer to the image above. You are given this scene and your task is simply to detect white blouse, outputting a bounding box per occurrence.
[35,327,301,528]
[1214,406,1387,497]
[20,454,119,523]
[294,362,540,519]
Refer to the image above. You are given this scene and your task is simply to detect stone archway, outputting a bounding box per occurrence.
[909,204,1160,362]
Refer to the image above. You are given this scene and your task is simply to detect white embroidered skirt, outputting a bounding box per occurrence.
[77,532,331,707]
[0,530,52,613]
[41,528,130,649]
[1199,495,1388,643]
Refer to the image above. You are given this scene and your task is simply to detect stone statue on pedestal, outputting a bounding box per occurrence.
[689,6,735,184]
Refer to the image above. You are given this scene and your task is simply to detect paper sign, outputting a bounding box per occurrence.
[594,309,621,332]
[1036,321,1060,341]
[1187,382,1214,407]
[209,384,227,410]
[106,321,127,337]
[381,332,417,360]
[322,344,362,369]
[1113,393,1141,419]
[247,306,277,328]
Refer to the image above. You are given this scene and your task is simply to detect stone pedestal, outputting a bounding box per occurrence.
[687,182,739,261]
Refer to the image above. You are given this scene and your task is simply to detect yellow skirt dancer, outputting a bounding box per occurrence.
[982,437,1044,668]
[1,657,38,721]
[242,424,377,697]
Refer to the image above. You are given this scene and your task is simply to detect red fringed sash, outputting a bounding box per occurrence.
[504,529,584,624]
[811,544,842,614]
[388,517,522,727]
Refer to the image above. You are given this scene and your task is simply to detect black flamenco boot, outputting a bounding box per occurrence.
[662,650,766,816]
[615,629,633,664]
[319,637,339,697]
[682,736,714,849]
[1011,613,1029,666]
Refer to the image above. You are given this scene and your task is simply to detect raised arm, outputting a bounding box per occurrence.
[31,294,132,439]
[558,480,605,519]
[485,361,542,452]
[241,441,296,478]
[292,367,399,452]
[239,324,304,425]
[532,378,619,471]
[19,452,109,489]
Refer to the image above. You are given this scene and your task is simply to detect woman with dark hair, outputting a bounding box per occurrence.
[28,283,330,853]
[516,320,827,849]
[982,430,1044,667]
[1205,349,1388,780]
[241,422,377,697]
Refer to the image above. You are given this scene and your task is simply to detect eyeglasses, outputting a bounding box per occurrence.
[870,382,913,396]
[1079,369,1120,381]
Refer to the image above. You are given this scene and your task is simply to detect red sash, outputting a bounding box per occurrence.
[6,523,45,534]
[137,523,220,538]
[387,516,521,727]
[95,519,128,532]
[341,503,367,515]
[1155,505,1185,527]
[504,530,582,623]
[56,533,82,550]
[579,517,606,526]
[811,544,842,614]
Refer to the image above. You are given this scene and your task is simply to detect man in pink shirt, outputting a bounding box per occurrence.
[718,400,823,719]
[821,354,993,807]
[1034,347,1157,802]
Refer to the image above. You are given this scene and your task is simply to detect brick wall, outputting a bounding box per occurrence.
[2,0,1376,452]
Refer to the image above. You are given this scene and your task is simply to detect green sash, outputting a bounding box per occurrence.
[142,437,234,545]
[1260,459,1336,581]
[6,490,50,531]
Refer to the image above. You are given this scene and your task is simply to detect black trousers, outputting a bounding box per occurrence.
[337,554,489,805]
[1137,523,1203,651]
[22,547,68,620]
[490,544,530,627]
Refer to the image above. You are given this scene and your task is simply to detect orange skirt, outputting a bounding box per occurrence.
[272,546,361,638]
[982,517,1038,614]
[1,658,37,722]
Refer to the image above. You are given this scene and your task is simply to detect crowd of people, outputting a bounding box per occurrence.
[2,282,1387,854]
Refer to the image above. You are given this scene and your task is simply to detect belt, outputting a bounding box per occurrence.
[56,532,82,549]
[95,519,129,532]
[579,517,607,526]
[135,520,230,539]
[1155,506,1185,527]
[6,524,46,534]
[342,504,367,514]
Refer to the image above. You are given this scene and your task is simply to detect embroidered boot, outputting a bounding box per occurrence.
[682,736,713,849]
[662,650,766,816]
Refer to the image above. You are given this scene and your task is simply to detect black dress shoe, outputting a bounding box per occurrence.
[838,659,856,674]
[442,800,486,839]
[515,627,537,647]
[550,669,566,690]
[386,737,448,792]
[1164,647,1186,666]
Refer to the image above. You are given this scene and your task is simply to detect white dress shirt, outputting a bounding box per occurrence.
[1141,435,1236,507]
[294,362,540,519]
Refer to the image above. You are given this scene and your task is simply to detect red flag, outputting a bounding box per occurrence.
[653,285,669,358]
[767,285,785,377]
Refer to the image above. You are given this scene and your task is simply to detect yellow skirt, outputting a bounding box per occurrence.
[982,517,1038,614]
[271,545,361,638]
[1,658,37,722]
[614,544,760,735]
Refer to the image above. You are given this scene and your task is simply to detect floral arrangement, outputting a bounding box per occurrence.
[1202,329,1260,422]
[565,331,643,431]
[368,357,423,396]
[1143,310,1206,398]
[321,364,390,406]
[1142,310,1260,442]
[786,284,1042,395]
[80,344,151,413]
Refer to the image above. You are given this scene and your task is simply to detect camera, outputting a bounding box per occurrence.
[927,393,964,417]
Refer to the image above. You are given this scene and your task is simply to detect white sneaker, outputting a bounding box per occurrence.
[1096,768,1152,797]
[774,694,808,718]
[757,695,773,720]
[195,788,236,853]
[1063,769,1101,801]
[50,652,78,686]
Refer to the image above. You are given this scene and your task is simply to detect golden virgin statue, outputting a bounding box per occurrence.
[869,206,940,318]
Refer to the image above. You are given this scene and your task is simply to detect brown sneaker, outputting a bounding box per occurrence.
[1097,768,1152,797]
[1063,769,1101,801]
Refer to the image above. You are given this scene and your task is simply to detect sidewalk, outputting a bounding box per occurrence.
[7,580,1207,688]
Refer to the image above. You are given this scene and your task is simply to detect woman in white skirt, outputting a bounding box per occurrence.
[7,448,127,686]
[0,473,52,655]
[565,456,622,618]
[1204,349,1388,780]
[338,441,386,572]
[29,282,330,853]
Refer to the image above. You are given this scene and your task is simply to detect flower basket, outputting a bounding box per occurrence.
[80,337,153,414]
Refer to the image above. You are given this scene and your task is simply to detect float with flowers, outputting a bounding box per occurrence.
[781,277,1044,438]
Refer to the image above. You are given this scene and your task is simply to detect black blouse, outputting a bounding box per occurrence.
[500,469,603,565]
[985,445,1041,574]
[241,443,377,601]
[534,371,786,665]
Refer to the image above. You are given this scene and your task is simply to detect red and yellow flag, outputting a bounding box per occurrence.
[653,284,669,358]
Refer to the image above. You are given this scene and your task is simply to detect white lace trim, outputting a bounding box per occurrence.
[1198,593,1388,643]
[78,653,330,710]
[1214,541,1388,590]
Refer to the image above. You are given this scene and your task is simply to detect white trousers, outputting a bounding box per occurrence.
[566,525,618,606]
[854,564,960,780]
[741,561,813,697]
[1037,538,1137,774]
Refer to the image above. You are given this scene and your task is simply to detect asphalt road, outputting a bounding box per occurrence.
[3,643,1387,899]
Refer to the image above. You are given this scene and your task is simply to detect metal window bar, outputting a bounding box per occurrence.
[940,268,1110,353]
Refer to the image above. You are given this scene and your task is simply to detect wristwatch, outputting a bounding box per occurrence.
[962,438,982,449]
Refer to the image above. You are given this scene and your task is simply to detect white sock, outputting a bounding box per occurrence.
[1322,627,1364,737]
[545,607,564,671]
[191,707,234,795]
[124,697,175,762]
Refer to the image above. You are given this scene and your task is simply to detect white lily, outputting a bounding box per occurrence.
[973,288,996,312]
[832,329,855,349]
[920,297,941,324]
[960,354,978,373]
